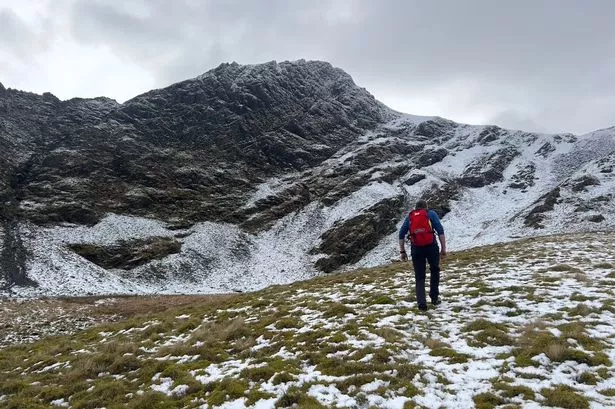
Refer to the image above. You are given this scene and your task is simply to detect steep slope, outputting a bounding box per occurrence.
[1,60,615,296]
[1,233,614,408]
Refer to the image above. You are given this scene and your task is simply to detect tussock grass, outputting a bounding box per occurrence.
[594,262,613,269]
[547,264,584,273]
[473,392,506,409]
[462,319,508,333]
[276,386,327,408]
[567,303,593,317]
[322,302,355,318]
[472,327,514,346]
[541,385,589,409]
[493,382,535,400]
[577,372,598,385]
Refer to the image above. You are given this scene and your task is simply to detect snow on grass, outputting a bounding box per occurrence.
[1,232,614,408]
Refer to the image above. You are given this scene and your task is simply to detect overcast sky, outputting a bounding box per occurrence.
[1,0,614,134]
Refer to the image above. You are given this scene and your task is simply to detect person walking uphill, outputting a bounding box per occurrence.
[398,200,447,311]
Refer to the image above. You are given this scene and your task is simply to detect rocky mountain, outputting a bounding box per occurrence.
[1,60,614,296]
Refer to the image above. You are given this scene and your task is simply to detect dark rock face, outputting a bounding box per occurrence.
[458,147,519,188]
[570,175,600,192]
[421,182,461,218]
[509,163,536,190]
[404,173,426,186]
[312,196,404,273]
[70,237,181,270]
[416,148,448,168]
[0,220,35,289]
[476,125,503,145]
[241,183,312,232]
[414,118,458,143]
[524,188,561,228]
[536,142,556,157]
[2,60,386,229]
[587,214,605,223]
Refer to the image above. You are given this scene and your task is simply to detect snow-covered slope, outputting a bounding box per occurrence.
[1,61,614,296]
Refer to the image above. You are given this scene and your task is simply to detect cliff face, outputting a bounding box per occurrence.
[1,60,614,296]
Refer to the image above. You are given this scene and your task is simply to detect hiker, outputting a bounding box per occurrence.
[398,200,446,311]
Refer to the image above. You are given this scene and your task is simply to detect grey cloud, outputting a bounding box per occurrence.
[14,0,615,133]
[0,8,38,61]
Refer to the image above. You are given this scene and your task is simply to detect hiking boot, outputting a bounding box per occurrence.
[431,298,441,306]
[418,304,428,311]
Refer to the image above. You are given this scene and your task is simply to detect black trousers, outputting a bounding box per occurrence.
[411,242,440,306]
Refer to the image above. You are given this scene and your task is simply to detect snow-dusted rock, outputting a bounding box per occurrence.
[1,60,614,296]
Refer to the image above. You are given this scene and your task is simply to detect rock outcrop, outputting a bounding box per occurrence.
[1,60,615,296]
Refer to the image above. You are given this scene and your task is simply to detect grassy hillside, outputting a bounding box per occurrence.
[1,232,614,408]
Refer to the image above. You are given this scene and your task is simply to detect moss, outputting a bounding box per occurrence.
[598,388,615,396]
[541,385,589,409]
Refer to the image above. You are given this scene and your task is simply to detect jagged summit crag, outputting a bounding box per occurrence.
[1,60,614,296]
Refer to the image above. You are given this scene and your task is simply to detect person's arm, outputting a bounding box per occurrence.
[439,234,447,256]
[398,216,409,261]
[429,210,447,256]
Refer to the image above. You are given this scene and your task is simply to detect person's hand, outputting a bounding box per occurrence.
[440,250,447,262]
[400,251,408,261]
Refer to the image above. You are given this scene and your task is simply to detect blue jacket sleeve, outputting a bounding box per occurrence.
[428,210,445,235]
[398,216,409,240]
